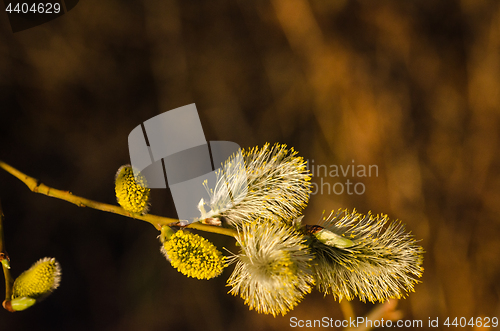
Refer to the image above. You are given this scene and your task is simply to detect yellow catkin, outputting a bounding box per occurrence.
[162,230,226,280]
[115,165,150,214]
[12,257,61,300]
[227,219,314,316]
[311,209,424,303]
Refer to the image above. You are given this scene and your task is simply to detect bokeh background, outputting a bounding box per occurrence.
[1,0,500,330]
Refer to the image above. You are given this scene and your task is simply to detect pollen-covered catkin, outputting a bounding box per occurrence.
[115,165,150,215]
[227,219,315,316]
[12,257,61,300]
[310,209,424,303]
[205,143,311,228]
[161,230,227,280]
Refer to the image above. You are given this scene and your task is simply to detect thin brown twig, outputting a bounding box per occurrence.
[0,160,237,238]
[0,200,15,312]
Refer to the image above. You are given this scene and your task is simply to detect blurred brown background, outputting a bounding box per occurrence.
[1,0,499,330]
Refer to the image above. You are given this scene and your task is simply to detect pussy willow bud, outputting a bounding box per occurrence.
[204,143,311,228]
[11,257,61,310]
[161,230,227,280]
[115,165,151,215]
[227,219,315,316]
[310,210,424,303]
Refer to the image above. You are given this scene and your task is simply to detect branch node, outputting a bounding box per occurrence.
[2,300,15,312]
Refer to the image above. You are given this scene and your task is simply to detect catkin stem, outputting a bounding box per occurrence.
[0,160,237,238]
[339,299,356,320]
[343,300,402,331]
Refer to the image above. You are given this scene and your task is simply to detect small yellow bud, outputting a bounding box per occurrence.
[161,230,227,280]
[12,257,61,302]
[115,165,151,215]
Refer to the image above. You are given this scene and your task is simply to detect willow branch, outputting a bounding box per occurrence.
[180,222,237,237]
[0,200,14,311]
[0,160,237,237]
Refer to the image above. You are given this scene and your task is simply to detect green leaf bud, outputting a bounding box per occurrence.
[9,297,36,311]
